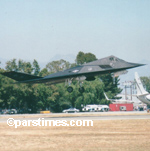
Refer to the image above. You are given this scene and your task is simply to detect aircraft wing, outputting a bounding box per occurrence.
[0,66,129,85]
[0,55,145,85]
[0,71,43,82]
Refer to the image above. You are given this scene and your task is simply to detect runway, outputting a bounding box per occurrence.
[0,111,150,123]
[45,114,150,120]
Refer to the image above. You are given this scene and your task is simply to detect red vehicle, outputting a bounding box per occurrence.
[109,104,133,111]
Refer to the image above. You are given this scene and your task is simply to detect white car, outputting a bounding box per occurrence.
[62,108,79,113]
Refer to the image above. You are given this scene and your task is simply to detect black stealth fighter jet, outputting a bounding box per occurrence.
[0,55,145,93]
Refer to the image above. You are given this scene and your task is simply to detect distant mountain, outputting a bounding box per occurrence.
[49,54,76,63]
[38,54,76,69]
[0,54,76,70]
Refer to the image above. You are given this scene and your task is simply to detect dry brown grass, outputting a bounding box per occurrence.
[0,119,150,151]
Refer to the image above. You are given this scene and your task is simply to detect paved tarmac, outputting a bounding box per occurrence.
[0,111,150,123]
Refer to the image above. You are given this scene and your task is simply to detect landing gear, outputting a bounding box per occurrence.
[67,86,73,93]
[66,77,85,93]
[66,78,73,93]
[78,79,84,93]
[79,87,85,93]
[67,86,84,93]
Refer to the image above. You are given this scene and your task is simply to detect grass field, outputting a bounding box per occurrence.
[0,119,150,151]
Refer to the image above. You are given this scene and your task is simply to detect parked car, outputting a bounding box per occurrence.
[9,109,17,114]
[1,109,10,114]
[62,108,79,113]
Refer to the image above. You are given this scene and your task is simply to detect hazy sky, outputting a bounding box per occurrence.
[0,0,150,63]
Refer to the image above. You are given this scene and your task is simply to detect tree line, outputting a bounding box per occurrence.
[0,51,139,113]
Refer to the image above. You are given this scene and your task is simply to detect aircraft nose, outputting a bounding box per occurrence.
[130,63,146,67]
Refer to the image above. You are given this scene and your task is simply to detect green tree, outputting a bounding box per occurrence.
[39,68,49,77]
[33,59,40,76]
[76,51,97,65]
[100,74,122,99]
[5,59,18,71]
[18,59,25,72]
[141,76,150,93]
[46,59,71,73]
[23,62,33,74]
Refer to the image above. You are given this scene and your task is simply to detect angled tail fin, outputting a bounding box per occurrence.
[135,72,148,95]
[0,71,43,82]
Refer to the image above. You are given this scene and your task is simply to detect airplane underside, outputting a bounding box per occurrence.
[0,55,145,93]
